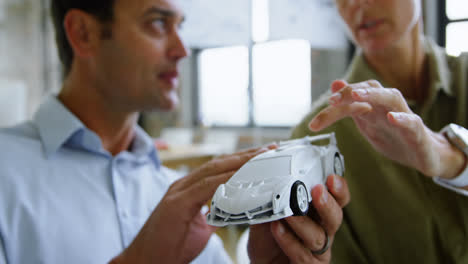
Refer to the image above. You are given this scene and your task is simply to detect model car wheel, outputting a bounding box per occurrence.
[290,181,309,216]
[333,153,344,176]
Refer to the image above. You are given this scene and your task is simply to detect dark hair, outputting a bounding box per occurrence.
[51,0,116,76]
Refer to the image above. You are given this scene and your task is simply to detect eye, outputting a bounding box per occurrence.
[151,18,166,27]
[177,21,184,30]
[151,18,167,31]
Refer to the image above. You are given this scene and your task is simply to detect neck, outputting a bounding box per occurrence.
[58,67,139,156]
[364,23,428,102]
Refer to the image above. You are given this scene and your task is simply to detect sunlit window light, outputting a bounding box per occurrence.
[198,46,250,126]
[446,22,468,56]
[446,0,468,20]
[252,39,311,127]
[252,0,270,42]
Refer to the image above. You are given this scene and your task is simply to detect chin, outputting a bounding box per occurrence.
[145,90,179,112]
[160,103,178,112]
[361,42,391,55]
[158,97,180,112]
[360,35,399,55]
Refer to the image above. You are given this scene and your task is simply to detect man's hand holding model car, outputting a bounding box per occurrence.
[205,134,350,263]
[248,174,350,264]
[114,143,350,264]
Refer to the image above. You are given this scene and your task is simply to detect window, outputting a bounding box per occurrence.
[252,40,311,126]
[197,0,312,127]
[440,0,468,56]
[198,46,250,126]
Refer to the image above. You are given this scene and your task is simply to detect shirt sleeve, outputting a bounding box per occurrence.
[433,177,468,196]
[0,232,7,264]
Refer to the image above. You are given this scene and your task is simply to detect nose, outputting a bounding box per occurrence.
[338,0,375,23]
[338,0,375,7]
[168,31,190,61]
[354,0,375,6]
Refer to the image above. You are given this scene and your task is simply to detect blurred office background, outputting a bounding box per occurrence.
[1,0,467,141]
[0,0,468,262]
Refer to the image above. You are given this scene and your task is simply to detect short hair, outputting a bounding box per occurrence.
[50,0,116,76]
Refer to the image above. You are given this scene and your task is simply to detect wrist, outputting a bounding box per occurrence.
[439,136,467,179]
[109,255,125,264]
[109,248,138,264]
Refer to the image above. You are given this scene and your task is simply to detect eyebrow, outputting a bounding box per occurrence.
[143,6,186,22]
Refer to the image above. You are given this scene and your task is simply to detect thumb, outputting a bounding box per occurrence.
[387,112,423,140]
[331,80,348,93]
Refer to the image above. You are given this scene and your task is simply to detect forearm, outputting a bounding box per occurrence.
[109,253,131,264]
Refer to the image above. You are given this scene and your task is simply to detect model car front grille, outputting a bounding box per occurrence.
[213,202,273,223]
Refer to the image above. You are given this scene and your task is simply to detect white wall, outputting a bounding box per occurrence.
[0,0,60,122]
[0,79,27,127]
[424,0,439,41]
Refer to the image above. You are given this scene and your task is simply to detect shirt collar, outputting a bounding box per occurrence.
[344,37,454,97]
[34,96,87,157]
[425,37,453,96]
[33,96,161,167]
[131,126,161,167]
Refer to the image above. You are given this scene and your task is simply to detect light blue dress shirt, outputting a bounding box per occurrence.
[0,97,231,264]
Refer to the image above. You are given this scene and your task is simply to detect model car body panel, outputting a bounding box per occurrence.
[207,133,344,227]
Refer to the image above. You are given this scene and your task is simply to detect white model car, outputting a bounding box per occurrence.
[206,133,344,227]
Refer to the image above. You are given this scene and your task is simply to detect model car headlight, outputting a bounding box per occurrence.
[214,184,226,199]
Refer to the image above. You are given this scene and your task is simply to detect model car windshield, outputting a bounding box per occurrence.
[231,156,292,183]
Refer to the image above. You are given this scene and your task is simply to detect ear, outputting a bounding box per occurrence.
[63,9,102,59]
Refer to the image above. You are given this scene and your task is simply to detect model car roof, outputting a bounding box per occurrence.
[250,143,320,161]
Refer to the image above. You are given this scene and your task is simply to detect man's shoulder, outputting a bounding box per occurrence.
[0,121,43,162]
[0,120,39,140]
[160,166,184,184]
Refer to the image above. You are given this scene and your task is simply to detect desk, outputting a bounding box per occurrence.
[159,144,227,170]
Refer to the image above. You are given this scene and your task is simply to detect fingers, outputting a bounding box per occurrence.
[333,80,382,93]
[271,183,345,263]
[248,223,285,262]
[175,170,236,219]
[170,145,276,218]
[270,220,329,263]
[310,184,343,235]
[284,215,327,253]
[388,111,421,132]
[310,80,413,132]
[309,102,372,131]
[214,144,276,160]
[329,85,354,106]
[330,79,381,93]
[331,80,348,93]
[330,81,409,113]
[177,147,271,191]
[351,87,410,112]
[291,184,343,264]
[201,146,271,175]
[326,175,350,208]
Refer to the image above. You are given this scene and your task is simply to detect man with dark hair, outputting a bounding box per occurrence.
[51,0,115,76]
[0,0,350,263]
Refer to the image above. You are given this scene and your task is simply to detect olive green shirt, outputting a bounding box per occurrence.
[292,38,468,263]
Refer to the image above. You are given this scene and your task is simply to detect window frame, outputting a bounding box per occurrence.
[193,0,353,129]
[194,41,314,129]
[437,0,468,47]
